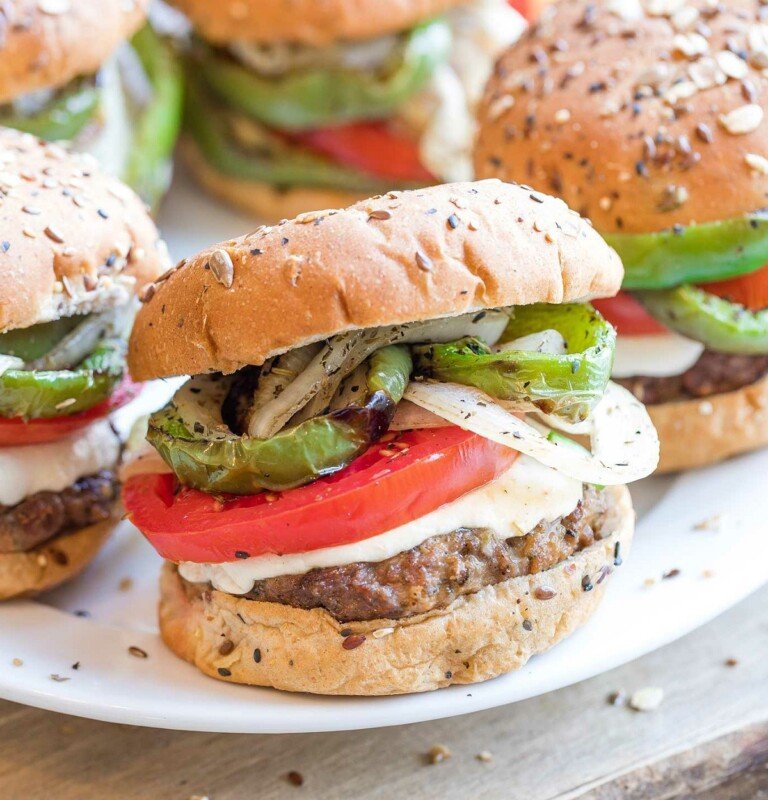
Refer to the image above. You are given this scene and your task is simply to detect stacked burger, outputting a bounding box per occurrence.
[476,0,768,471]
[0,0,183,207]
[0,128,168,599]
[123,180,658,695]
[168,0,525,219]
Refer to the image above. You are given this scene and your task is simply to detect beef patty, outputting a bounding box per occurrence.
[0,471,119,554]
[183,486,617,623]
[619,350,768,406]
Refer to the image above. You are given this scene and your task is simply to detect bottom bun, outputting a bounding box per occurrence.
[181,138,366,222]
[650,374,768,473]
[0,518,115,601]
[159,485,634,696]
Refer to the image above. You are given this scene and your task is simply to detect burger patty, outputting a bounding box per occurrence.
[619,350,768,406]
[0,471,119,554]
[205,486,613,623]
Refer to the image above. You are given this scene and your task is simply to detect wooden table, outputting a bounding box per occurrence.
[1,584,766,800]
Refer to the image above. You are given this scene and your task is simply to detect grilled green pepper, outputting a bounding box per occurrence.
[185,76,406,192]
[0,317,84,362]
[0,339,126,419]
[0,77,100,142]
[413,304,615,422]
[638,285,768,354]
[148,345,413,494]
[606,212,768,290]
[197,20,450,130]
[123,24,184,208]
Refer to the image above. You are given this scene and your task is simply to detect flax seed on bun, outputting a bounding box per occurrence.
[0,128,170,334]
[0,0,148,104]
[128,179,624,381]
[474,0,768,234]
[167,0,467,45]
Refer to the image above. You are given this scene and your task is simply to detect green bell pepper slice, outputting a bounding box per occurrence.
[637,285,768,355]
[606,212,768,290]
[147,345,413,494]
[197,19,450,130]
[185,75,409,193]
[122,24,184,209]
[0,317,84,362]
[0,78,99,142]
[412,304,616,423]
[0,338,126,419]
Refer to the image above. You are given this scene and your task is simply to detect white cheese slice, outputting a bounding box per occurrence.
[178,455,582,593]
[611,333,705,379]
[0,420,120,507]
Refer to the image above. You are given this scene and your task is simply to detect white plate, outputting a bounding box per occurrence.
[0,168,766,734]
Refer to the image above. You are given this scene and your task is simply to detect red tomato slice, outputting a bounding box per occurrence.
[593,292,668,335]
[123,427,519,563]
[701,263,768,312]
[0,377,142,446]
[292,121,435,183]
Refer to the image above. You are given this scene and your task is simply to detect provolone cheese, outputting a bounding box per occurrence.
[178,455,582,592]
[0,420,120,507]
[611,333,704,379]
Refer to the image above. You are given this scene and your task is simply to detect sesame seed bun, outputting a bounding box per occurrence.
[180,136,365,223]
[0,518,114,601]
[650,374,768,473]
[168,0,468,45]
[128,179,624,381]
[474,0,768,234]
[0,0,148,104]
[158,485,633,695]
[0,128,170,334]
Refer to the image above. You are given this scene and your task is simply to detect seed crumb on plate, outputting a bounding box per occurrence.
[629,687,664,712]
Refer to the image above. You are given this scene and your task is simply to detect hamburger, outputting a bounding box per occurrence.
[123,179,658,695]
[0,0,183,208]
[169,0,525,220]
[0,128,169,599]
[475,0,768,472]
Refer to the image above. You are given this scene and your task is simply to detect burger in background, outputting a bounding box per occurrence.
[169,0,525,220]
[0,0,183,209]
[0,128,169,599]
[475,0,768,472]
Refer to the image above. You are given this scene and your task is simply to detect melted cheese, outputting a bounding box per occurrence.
[178,455,582,593]
[0,420,120,507]
[611,333,705,379]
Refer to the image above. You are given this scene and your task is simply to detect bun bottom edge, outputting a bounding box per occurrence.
[650,374,768,473]
[0,516,116,601]
[180,138,367,223]
[159,485,634,696]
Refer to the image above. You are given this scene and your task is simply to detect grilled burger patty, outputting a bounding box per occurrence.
[183,486,616,623]
[619,350,768,406]
[0,471,119,554]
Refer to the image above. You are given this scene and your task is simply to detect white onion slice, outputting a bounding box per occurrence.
[403,380,659,485]
[496,329,566,355]
[0,354,24,376]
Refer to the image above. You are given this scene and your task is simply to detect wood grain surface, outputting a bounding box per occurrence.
[0,584,766,800]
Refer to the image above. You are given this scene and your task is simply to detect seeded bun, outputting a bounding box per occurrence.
[168,0,467,45]
[649,375,768,473]
[158,485,632,695]
[475,0,768,234]
[0,128,171,334]
[180,137,365,223]
[129,179,623,380]
[0,0,148,104]
[0,518,114,601]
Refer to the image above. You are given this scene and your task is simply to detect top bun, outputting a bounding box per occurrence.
[0,128,170,333]
[475,0,768,234]
[0,0,147,104]
[168,0,467,45]
[128,179,623,381]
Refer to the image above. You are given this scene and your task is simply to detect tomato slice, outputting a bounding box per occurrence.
[123,427,519,563]
[291,121,435,183]
[0,377,142,446]
[701,263,768,312]
[593,292,668,336]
